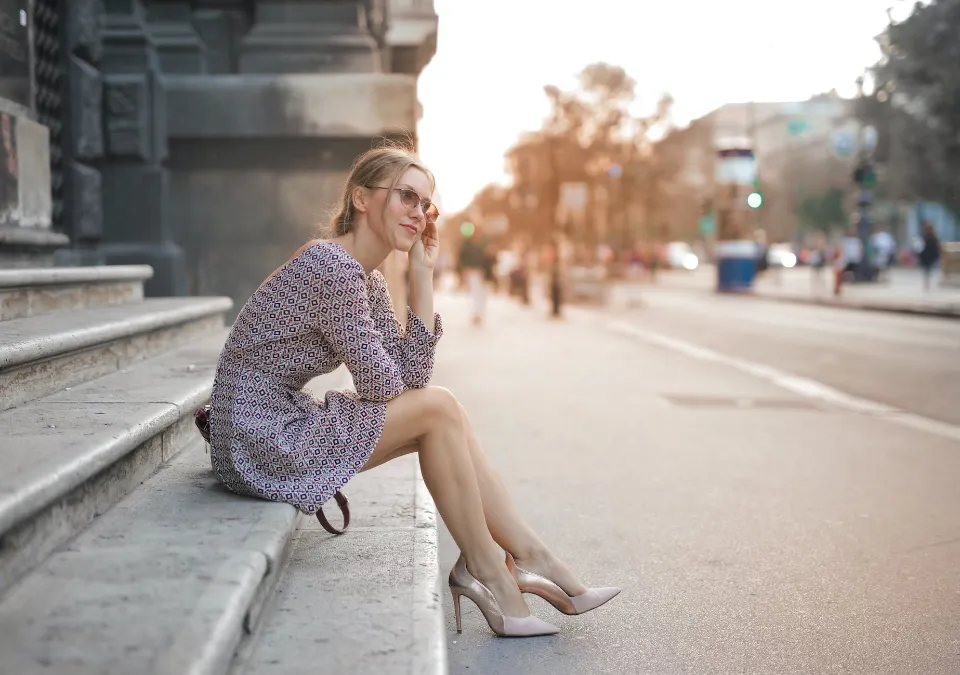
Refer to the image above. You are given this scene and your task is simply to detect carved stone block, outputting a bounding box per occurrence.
[66,0,104,63]
[65,161,102,241]
[68,55,103,160]
[104,76,149,159]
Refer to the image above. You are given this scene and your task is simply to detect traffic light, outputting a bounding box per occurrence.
[746,192,763,209]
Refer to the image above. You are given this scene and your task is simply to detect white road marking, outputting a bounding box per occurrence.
[605,318,960,444]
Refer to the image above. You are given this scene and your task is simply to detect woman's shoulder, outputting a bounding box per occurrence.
[299,240,365,279]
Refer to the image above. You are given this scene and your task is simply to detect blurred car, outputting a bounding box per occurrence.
[766,243,797,268]
[665,241,699,270]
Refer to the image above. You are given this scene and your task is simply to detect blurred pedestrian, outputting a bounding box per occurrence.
[833,239,846,296]
[811,232,828,294]
[919,222,941,291]
[871,228,896,281]
[458,224,493,325]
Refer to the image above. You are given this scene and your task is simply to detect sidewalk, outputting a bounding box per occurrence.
[617,266,960,318]
[753,266,960,318]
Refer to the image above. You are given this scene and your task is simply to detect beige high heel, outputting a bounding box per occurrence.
[449,555,559,637]
[506,552,621,616]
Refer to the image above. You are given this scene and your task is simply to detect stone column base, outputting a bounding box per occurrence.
[0,226,69,268]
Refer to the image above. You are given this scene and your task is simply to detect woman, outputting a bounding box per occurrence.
[205,146,619,638]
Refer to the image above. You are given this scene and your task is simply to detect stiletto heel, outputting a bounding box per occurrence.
[506,552,621,616]
[451,588,463,633]
[448,554,559,637]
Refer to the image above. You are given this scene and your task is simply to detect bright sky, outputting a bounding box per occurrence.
[417,0,914,213]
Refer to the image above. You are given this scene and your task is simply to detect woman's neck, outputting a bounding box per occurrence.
[332,230,391,274]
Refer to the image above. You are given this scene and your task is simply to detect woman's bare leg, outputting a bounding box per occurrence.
[361,386,530,618]
[457,405,588,596]
[362,395,589,597]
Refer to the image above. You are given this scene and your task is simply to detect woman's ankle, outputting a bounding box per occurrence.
[510,543,551,567]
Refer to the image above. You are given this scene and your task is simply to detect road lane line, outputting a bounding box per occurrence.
[605,318,960,444]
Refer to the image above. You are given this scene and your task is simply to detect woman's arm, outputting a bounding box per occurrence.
[365,270,441,389]
[313,258,407,403]
[409,267,436,335]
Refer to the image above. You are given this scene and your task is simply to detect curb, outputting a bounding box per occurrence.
[749,290,960,320]
[412,461,448,675]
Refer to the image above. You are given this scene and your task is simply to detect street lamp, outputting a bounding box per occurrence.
[854,75,879,283]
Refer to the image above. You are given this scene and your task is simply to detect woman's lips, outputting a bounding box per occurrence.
[400,223,418,235]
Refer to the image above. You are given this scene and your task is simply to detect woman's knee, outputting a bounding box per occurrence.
[417,385,463,425]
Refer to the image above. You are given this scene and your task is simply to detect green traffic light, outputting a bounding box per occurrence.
[460,221,476,237]
[747,192,763,209]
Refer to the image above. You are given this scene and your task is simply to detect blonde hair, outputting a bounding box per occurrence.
[328,142,435,237]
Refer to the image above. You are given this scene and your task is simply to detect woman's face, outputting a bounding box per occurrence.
[367,167,434,252]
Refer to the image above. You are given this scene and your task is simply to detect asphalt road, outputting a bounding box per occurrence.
[611,283,960,426]
[432,289,960,675]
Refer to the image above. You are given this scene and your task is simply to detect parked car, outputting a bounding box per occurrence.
[665,241,699,270]
[767,243,797,268]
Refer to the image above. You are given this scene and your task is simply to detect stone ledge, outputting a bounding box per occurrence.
[0,264,153,288]
[0,226,69,248]
[0,447,299,675]
[0,296,232,369]
[0,332,227,539]
[0,365,367,674]
[230,455,446,675]
[166,73,418,139]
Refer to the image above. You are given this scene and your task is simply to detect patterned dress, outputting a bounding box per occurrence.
[209,240,442,514]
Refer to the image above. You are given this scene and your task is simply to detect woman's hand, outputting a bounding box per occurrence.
[409,217,440,271]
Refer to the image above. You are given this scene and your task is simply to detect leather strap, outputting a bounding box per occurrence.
[316,490,350,535]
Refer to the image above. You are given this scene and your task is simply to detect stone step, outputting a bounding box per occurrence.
[0,446,299,675]
[0,265,154,321]
[0,332,227,596]
[0,296,232,411]
[229,455,446,675]
[0,368,358,675]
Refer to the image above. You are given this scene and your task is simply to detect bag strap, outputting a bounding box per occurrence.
[317,491,350,535]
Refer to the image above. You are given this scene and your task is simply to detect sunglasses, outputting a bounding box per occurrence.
[367,185,439,225]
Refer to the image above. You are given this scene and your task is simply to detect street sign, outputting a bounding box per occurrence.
[715,148,756,185]
[787,117,810,137]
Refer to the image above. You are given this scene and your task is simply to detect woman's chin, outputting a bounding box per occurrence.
[393,233,417,252]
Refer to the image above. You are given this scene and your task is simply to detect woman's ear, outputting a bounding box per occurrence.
[351,186,368,213]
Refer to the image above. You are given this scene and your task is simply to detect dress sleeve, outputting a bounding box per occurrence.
[313,257,406,403]
[366,271,443,389]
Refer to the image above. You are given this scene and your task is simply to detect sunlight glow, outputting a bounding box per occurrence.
[418,0,900,213]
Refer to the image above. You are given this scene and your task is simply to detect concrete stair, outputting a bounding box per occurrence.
[0,265,154,320]
[0,265,446,675]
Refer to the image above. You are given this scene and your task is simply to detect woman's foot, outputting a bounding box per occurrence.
[466,557,530,618]
[511,550,588,597]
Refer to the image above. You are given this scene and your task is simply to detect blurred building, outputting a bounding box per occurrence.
[0,0,438,315]
[653,93,858,244]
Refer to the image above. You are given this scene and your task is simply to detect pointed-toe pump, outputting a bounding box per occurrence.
[506,552,621,616]
[449,555,560,637]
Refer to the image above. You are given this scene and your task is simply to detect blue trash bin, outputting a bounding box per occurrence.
[716,240,759,292]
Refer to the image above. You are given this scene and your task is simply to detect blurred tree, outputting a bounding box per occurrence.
[861,0,960,215]
[796,188,847,233]
[479,62,674,255]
